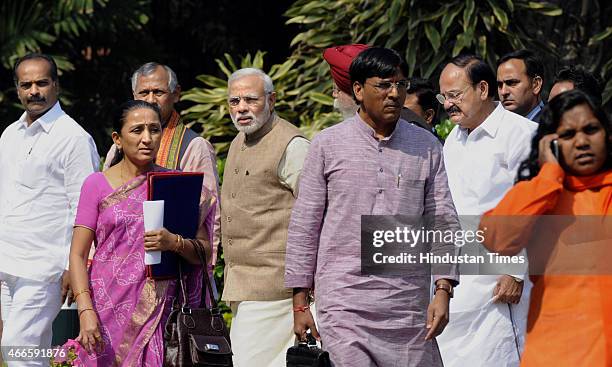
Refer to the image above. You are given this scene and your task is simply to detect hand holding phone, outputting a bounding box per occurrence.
[550,139,559,160]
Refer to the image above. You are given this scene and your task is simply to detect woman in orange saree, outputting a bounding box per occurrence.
[480,90,612,366]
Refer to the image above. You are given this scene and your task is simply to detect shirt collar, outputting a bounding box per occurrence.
[453,102,504,140]
[18,101,63,133]
[526,100,545,121]
[351,111,400,142]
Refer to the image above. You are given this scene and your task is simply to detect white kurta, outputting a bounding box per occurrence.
[438,103,537,366]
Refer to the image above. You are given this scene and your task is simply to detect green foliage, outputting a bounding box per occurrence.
[435,119,455,140]
[184,0,580,150]
[284,0,563,80]
[0,0,108,70]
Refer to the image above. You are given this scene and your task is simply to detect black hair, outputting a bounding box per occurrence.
[109,100,162,167]
[13,53,58,84]
[407,77,439,125]
[517,90,611,181]
[349,47,409,87]
[553,65,603,106]
[497,49,544,80]
[449,54,497,98]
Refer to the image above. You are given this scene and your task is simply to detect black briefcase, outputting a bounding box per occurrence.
[286,335,331,367]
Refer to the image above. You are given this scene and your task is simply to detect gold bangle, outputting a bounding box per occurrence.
[175,234,183,253]
[78,308,95,317]
[73,289,90,300]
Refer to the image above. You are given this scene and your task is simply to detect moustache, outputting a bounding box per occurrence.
[446,106,461,114]
[28,97,46,103]
[237,113,255,121]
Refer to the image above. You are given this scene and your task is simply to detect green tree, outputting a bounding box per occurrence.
[0,0,151,137]
[183,0,571,147]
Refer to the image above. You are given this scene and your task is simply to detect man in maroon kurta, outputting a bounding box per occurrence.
[285,47,460,366]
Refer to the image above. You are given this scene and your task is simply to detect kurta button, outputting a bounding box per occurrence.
[231,193,236,198]
[227,216,232,222]
[228,239,233,245]
[378,189,383,194]
[378,148,383,152]
[234,168,239,174]
[379,168,383,172]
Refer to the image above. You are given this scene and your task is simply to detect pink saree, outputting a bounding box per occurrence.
[73,172,215,366]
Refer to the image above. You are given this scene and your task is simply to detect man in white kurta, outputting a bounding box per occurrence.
[0,54,98,366]
[436,55,537,366]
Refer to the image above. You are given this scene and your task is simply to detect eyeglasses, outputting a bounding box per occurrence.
[366,80,410,94]
[436,85,472,105]
[228,93,270,107]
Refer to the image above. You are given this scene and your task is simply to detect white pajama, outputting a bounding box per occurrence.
[229,298,296,367]
[0,272,62,367]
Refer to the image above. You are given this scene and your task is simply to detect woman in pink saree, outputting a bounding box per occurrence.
[68,100,216,366]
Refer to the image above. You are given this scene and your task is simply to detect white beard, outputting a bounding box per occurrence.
[334,98,358,119]
[231,101,272,135]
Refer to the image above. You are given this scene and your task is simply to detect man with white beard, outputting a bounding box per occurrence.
[220,68,310,366]
[323,44,369,119]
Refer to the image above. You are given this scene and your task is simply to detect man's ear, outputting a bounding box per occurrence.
[353,81,364,103]
[424,109,435,125]
[479,81,490,101]
[268,91,277,110]
[171,84,182,103]
[532,75,543,96]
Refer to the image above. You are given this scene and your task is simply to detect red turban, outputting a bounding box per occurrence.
[323,44,370,95]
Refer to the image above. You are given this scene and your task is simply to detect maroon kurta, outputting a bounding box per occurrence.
[285,114,459,366]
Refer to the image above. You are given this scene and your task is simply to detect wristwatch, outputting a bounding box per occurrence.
[434,282,454,298]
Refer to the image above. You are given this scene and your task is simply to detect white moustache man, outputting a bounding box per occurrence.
[221,68,310,366]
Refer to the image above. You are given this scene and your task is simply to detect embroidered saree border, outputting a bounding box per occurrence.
[115,279,169,365]
[99,176,147,212]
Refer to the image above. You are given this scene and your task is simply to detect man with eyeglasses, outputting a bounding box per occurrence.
[285,47,459,366]
[436,54,536,367]
[221,68,309,366]
[497,49,545,122]
[103,62,221,267]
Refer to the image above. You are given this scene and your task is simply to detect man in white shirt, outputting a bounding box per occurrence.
[435,54,536,367]
[0,54,99,366]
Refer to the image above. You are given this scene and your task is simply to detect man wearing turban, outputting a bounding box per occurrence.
[323,44,368,119]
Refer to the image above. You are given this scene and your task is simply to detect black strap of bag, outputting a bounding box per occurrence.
[164,241,233,367]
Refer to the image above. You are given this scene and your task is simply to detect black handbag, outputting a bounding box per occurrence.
[286,333,331,367]
[164,240,233,366]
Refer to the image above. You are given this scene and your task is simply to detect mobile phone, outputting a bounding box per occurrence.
[550,139,559,160]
